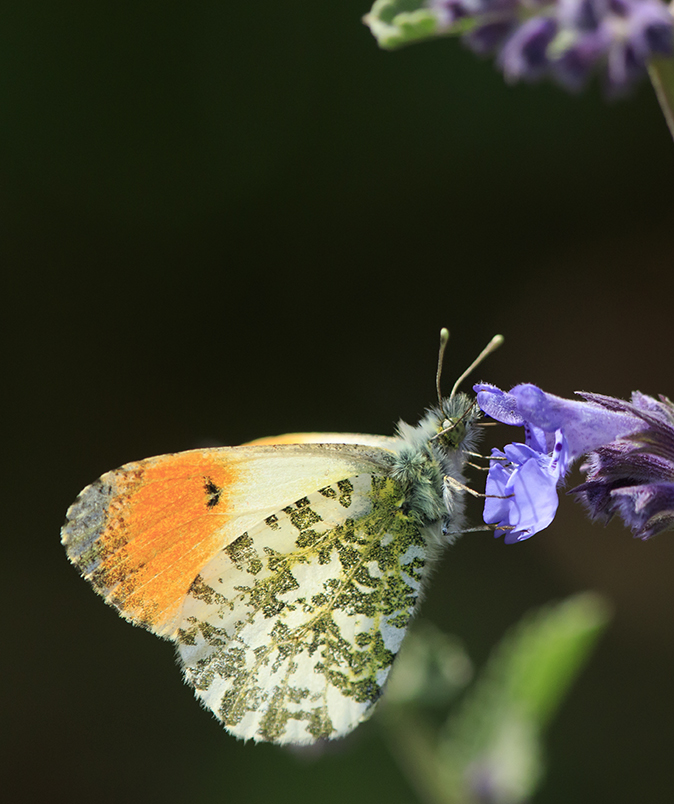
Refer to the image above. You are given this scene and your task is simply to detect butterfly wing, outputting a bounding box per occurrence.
[245,432,401,449]
[176,470,427,744]
[61,443,398,638]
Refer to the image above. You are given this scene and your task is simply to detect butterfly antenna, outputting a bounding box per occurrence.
[436,327,451,405]
[449,334,504,401]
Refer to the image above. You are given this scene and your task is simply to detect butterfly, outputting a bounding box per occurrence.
[61,332,501,745]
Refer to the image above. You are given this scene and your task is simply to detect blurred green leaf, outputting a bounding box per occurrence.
[437,593,611,803]
[363,0,471,50]
[378,594,610,804]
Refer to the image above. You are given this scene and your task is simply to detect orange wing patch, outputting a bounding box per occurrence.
[62,450,238,637]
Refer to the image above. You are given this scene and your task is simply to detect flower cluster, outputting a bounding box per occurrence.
[474,383,674,542]
[428,0,673,93]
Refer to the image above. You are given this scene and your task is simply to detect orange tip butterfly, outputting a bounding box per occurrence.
[62,331,503,744]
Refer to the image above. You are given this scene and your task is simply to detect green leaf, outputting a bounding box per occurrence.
[363,0,471,50]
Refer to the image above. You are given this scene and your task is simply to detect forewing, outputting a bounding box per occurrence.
[61,443,396,638]
[177,472,428,744]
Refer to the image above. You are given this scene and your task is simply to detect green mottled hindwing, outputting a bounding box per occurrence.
[176,472,428,744]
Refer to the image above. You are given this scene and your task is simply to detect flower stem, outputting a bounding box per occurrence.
[649,56,674,141]
[378,707,457,804]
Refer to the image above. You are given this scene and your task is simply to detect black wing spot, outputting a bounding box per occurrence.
[204,477,222,509]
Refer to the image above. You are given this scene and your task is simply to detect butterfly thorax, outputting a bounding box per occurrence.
[391,393,480,541]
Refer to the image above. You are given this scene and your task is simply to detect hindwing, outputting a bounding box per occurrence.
[176,472,428,744]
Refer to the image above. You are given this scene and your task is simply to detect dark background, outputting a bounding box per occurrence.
[4,2,674,802]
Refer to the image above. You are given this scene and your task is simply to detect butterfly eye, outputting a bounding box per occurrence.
[434,416,467,451]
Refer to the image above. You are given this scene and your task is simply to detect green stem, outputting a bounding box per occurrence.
[378,708,461,804]
[648,56,674,142]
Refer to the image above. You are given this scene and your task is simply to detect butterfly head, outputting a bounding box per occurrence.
[433,393,480,453]
[429,329,502,457]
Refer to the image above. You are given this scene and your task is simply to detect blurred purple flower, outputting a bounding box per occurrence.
[499,16,559,81]
[432,0,519,28]
[427,0,673,93]
[467,19,518,52]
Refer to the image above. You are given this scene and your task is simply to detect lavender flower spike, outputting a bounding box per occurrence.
[474,383,647,541]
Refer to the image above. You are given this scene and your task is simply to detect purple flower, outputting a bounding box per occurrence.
[475,383,646,540]
[571,392,674,538]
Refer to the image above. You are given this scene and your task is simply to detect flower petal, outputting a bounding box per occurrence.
[502,384,645,461]
[484,442,561,542]
[474,383,525,425]
[503,455,560,542]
